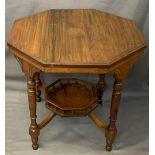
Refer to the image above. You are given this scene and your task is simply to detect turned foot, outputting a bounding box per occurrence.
[29,126,40,150]
[106,145,112,151]
[32,144,39,150]
[105,126,117,151]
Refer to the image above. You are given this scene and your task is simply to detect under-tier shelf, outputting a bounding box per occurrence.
[45,78,98,116]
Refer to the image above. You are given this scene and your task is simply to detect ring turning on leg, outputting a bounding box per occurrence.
[105,79,123,151]
[27,75,40,150]
[35,73,42,102]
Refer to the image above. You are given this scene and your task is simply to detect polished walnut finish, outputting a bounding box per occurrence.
[7,9,146,73]
[7,9,147,151]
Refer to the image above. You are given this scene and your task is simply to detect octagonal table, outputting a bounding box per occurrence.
[7,9,147,151]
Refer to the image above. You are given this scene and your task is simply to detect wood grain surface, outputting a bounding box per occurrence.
[7,9,146,67]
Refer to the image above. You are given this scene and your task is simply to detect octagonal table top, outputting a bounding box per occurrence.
[7,9,146,73]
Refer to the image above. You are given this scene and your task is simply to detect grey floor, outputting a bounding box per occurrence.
[6,54,149,155]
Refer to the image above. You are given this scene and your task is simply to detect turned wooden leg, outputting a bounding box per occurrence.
[27,75,40,150]
[35,73,42,102]
[97,74,105,104]
[105,78,123,151]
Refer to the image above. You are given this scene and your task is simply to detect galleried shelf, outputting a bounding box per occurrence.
[45,78,98,117]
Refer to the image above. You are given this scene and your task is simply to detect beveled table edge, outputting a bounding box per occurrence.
[7,43,146,74]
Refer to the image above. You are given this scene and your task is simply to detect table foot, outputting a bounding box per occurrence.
[105,126,117,151]
[29,126,40,150]
[32,144,39,150]
[106,145,112,151]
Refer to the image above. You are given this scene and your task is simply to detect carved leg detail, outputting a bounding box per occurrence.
[105,79,123,151]
[97,74,105,104]
[29,128,40,150]
[35,73,42,102]
[27,76,40,150]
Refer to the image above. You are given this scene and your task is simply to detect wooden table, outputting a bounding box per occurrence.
[7,9,147,151]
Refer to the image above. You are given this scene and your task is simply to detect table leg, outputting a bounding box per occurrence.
[35,73,42,102]
[105,78,123,151]
[97,74,105,104]
[27,75,40,150]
